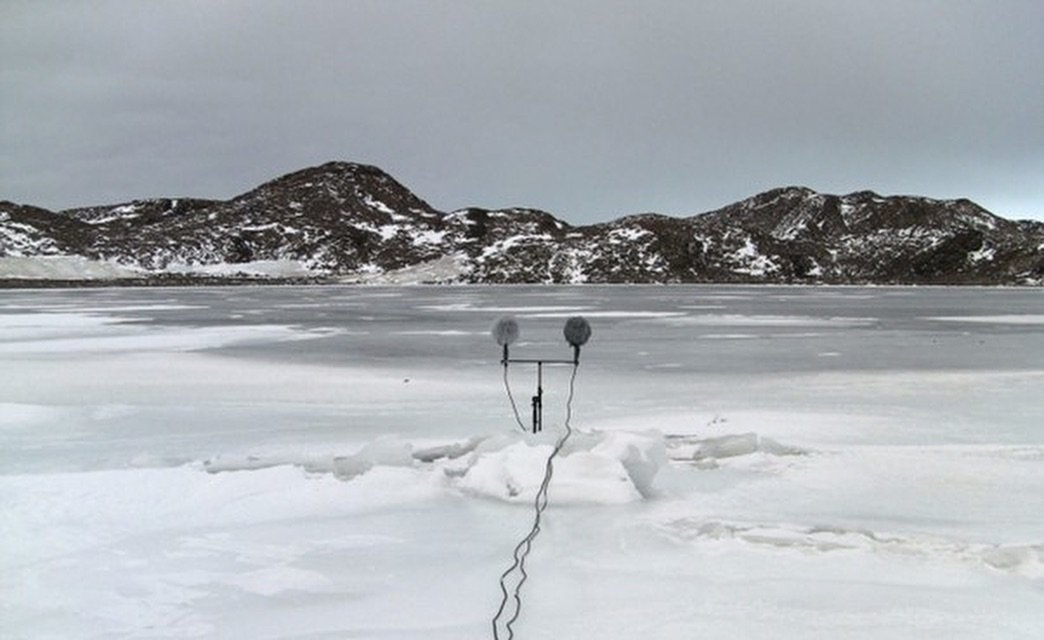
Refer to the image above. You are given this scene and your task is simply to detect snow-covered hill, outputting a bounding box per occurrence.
[2,162,1042,284]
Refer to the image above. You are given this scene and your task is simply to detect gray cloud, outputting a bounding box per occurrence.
[2,0,1042,222]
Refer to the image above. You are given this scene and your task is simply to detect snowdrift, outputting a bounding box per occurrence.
[205,429,668,505]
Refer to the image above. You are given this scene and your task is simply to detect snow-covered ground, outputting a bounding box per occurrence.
[1,285,1042,639]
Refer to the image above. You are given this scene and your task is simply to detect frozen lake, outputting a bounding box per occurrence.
[2,285,1043,638]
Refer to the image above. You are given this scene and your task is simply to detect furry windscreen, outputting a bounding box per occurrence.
[563,316,591,347]
[491,316,520,346]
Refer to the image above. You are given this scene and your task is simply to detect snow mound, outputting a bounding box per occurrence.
[333,436,415,477]
[449,430,665,504]
[665,432,807,467]
[202,430,667,505]
[660,517,1044,579]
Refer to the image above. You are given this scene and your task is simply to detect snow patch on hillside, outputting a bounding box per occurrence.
[0,221,60,256]
[165,260,318,278]
[363,195,394,214]
[344,254,469,284]
[608,227,651,243]
[729,238,780,276]
[967,245,995,264]
[0,255,142,280]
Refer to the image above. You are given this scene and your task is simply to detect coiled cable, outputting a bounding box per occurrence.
[492,363,579,639]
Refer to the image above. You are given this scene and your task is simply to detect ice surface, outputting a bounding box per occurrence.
[929,314,1044,325]
[2,285,1042,638]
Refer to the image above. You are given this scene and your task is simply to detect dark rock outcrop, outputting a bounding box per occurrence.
[2,162,1041,285]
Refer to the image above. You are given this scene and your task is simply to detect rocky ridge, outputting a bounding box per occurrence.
[2,161,1042,285]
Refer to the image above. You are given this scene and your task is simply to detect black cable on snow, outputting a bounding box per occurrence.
[503,363,528,433]
[492,363,579,639]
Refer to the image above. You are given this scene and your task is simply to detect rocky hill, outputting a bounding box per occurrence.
[2,161,1042,285]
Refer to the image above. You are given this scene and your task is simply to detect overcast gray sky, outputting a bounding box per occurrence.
[2,0,1042,223]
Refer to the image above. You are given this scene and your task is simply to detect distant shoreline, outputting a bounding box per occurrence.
[2,277,1037,290]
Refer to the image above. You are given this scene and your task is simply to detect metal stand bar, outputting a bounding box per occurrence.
[535,362,543,433]
[501,352,580,434]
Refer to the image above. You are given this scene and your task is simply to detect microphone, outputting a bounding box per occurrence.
[563,316,591,364]
[492,316,520,363]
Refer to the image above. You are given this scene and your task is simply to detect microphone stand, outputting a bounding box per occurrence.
[501,348,579,434]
